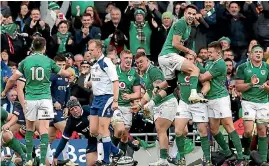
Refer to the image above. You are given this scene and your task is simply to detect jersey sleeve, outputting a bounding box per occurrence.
[235,64,246,80]
[133,73,141,86]
[50,59,61,74]
[266,63,269,80]
[149,67,165,82]
[208,61,226,78]
[173,20,187,37]
[62,118,74,139]
[104,58,118,82]
[82,105,91,117]
[197,62,206,74]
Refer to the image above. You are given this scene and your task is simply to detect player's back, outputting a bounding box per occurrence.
[20,54,60,100]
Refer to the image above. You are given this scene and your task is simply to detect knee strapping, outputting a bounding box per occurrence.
[164,78,178,95]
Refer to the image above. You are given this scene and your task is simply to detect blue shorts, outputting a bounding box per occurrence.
[49,110,65,127]
[90,94,113,117]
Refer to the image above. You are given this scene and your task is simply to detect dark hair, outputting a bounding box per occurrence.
[8,61,17,67]
[224,58,233,63]
[54,54,66,62]
[82,13,92,18]
[208,41,222,50]
[229,1,240,8]
[106,2,115,8]
[18,4,29,19]
[136,47,146,52]
[31,8,40,14]
[224,49,233,54]
[57,20,69,29]
[135,51,147,60]
[199,47,207,53]
[107,45,117,53]
[32,37,46,51]
[185,4,198,12]
[111,29,126,46]
[172,2,184,16]
[84,6,102,27]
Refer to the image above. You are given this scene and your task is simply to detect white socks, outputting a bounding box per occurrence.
[97,142,104,161]
[62,142,69,160]
[169,140,178,158]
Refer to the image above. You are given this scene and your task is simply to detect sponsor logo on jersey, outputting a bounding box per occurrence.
[184,76,190,82]
[119,82,126,89]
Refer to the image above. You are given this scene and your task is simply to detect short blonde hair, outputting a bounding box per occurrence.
[120,50,132,58]
[88,40,103,49]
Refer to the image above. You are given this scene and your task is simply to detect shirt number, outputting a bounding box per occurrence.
[30,67,45,81]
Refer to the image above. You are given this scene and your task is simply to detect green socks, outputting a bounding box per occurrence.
[40,134,49,165]
[119,142,127,155]
[258,136,268,162]
[213,132,232,157]
[175,135,185,159]
[6,137,26,161]
[190,76,198,90]
[200,136,211,161]
[25,131,34,161]
[241,135,252,156]
[160,149,168,159]
[229,130,243,159]
[20,142,27,153]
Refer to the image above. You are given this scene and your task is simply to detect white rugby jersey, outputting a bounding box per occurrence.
[91,55,118,96]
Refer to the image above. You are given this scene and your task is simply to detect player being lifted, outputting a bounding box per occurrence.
[134,52,178,166]
[199,41,244,166]
[235,45,269,165]
[2,37,72,166]
[144,4,207,110]
[175,53,212,165]
[112,50,141,156]
[88,40,123,165]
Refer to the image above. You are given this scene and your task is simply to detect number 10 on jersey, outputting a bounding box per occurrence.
[30,67,45,81]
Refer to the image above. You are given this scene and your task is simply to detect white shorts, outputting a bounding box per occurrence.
[208,96,232,119]
[175,100,209,122]
[118,106,132,128]
[158,53,186,80]
[25,99,54,121]
[153,97,177,122]
[242,100,269,121]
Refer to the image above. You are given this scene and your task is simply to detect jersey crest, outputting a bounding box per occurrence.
[128,76,133,81]
[261,70,266,75]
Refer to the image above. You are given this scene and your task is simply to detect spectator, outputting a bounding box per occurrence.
[15,4,31,33]
[198,47,208,62]
[103,29,128,55]
[1,1,11,16]
[218,36,231,51]
[83,51,92,63]
[254,1,269,49]
[8,61,18,74]
[101,7,129,40]
[104,2,116,23]
[73,13,101,55]
[48,20,74,59]
[216,1,258,62]
[223,49,236,67]
[172,2,186,21]
[1,59,12,92]
[2,89,17,113]
[1,50,9,65]
[74,5,102,29]
[23,8,50,40]
[150,12,173,64]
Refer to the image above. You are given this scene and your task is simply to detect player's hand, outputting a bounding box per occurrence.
[251,74,259,85]
[188,49,197,57]
[144,100,155,112]
[2,124,10,131]
[260,82,269,90]
[52,158,58,166]
[54,102,61,110]
[112,101,118,110]
[122,93,131,100]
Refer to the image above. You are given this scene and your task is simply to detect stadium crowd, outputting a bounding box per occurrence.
[0,1,269,166]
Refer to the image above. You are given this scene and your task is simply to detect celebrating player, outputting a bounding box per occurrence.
[199,41,244,165]
[175,53,212,165]
[88,40,123,165]
[134,52,177,166]
[149,4,207,109]
[112,50,141,155]
[236,45,269,165]
[1,37,72,166]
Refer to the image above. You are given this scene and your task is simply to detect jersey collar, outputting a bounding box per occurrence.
[97,54,105,62]
[249,60,263,69]
[118,65,131,74]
